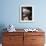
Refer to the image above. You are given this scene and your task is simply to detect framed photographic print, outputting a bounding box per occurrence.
[20,5,34,22]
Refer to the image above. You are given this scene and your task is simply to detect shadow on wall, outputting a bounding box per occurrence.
[0,24,7,43]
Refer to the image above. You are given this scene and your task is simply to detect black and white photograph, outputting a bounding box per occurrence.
[20,5,34,22]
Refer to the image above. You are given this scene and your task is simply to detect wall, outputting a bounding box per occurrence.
[0,0,46,29]
[0,0,41,29]
[0,0,46,43]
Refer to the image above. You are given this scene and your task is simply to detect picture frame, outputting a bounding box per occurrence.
[20,5,34,22]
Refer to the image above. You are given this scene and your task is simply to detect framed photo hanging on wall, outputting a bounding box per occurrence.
[20,5,34,22]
